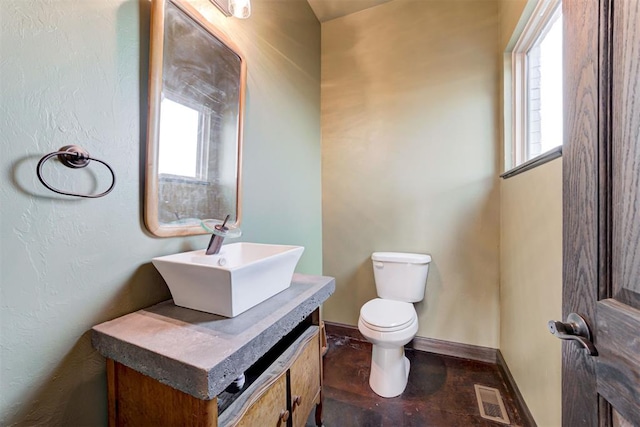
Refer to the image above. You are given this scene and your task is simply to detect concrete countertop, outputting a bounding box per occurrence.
[91,273,335,400]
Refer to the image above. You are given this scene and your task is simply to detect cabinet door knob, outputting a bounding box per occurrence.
[293,395,302,408]
[279,409,290,422]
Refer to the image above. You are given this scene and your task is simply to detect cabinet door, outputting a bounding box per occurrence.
[235,373,289,427]
[289,332,321,427]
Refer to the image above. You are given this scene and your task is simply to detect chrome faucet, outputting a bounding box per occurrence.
[206,234,225,255]
[205,215,242,255]
[206,215,230,255]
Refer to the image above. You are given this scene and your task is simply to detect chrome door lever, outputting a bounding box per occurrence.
[548,313,597,356]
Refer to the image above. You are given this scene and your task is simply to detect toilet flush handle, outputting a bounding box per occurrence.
[373,261,384,269]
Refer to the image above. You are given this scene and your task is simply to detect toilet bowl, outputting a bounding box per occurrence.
[357,252,431,398]
[358,298,419,397]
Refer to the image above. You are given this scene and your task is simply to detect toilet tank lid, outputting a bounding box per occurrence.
[371,252,431,264]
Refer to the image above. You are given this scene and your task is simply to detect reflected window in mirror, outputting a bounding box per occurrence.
[159,97,208,180]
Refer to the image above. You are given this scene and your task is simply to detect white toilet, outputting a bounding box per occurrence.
[358,252,431,398]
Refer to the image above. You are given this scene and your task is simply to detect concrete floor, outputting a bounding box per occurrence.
[307,331,531,426]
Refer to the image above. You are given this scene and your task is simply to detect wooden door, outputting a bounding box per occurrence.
[563,0,640,425]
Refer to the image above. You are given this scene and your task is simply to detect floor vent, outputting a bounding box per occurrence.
[474,384,511,425]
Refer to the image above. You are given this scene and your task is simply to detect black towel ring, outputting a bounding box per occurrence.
[36,145,116,198]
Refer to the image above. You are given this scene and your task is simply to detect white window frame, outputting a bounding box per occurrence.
[509,0,562,170]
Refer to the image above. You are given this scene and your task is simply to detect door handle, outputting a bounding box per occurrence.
[548,313,598,356]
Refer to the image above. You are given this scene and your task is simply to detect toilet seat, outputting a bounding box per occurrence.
[360,298,416,332]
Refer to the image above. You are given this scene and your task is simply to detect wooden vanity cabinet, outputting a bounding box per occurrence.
[106,325,322,427]
[221,326,321,427]
[94,276,335,427]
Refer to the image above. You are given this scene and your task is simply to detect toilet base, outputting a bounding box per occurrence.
[368,345,410,398]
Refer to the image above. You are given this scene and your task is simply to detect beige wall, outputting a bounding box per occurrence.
[500,0,530,50]
[0,0,321,424]
[500,159,562,427]
[321,0,501,347]
[498,1,562,426]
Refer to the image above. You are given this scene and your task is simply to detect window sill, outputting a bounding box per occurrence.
[500,146,562,179]
[159,174,211,186]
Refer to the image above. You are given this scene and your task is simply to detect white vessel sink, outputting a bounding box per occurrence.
[152,242,304,317]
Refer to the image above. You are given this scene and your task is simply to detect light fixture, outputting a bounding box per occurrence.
[209,0,251,19]
[229,0,251,19]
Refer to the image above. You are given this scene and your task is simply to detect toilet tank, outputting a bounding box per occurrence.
[371,252,431,303]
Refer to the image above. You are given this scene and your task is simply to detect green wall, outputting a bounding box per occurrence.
[0,0,321,424]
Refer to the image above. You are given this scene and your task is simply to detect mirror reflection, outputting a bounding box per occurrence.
[145,0,246,237]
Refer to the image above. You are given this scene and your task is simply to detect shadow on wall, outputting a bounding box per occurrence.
[132,0,151,235]
[5,264,170,426]
[5,332,107,426]
[353,258,378,308]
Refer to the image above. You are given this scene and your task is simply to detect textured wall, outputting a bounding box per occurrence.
[500,160,562,427]
[0,0,320,424]
[321,0,501,347]
[498,1,561,425]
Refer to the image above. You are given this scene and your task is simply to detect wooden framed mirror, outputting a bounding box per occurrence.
[145,0,246,237]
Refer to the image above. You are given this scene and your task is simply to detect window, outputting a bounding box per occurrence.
[158,97,211,181]
[509,0,563,170]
